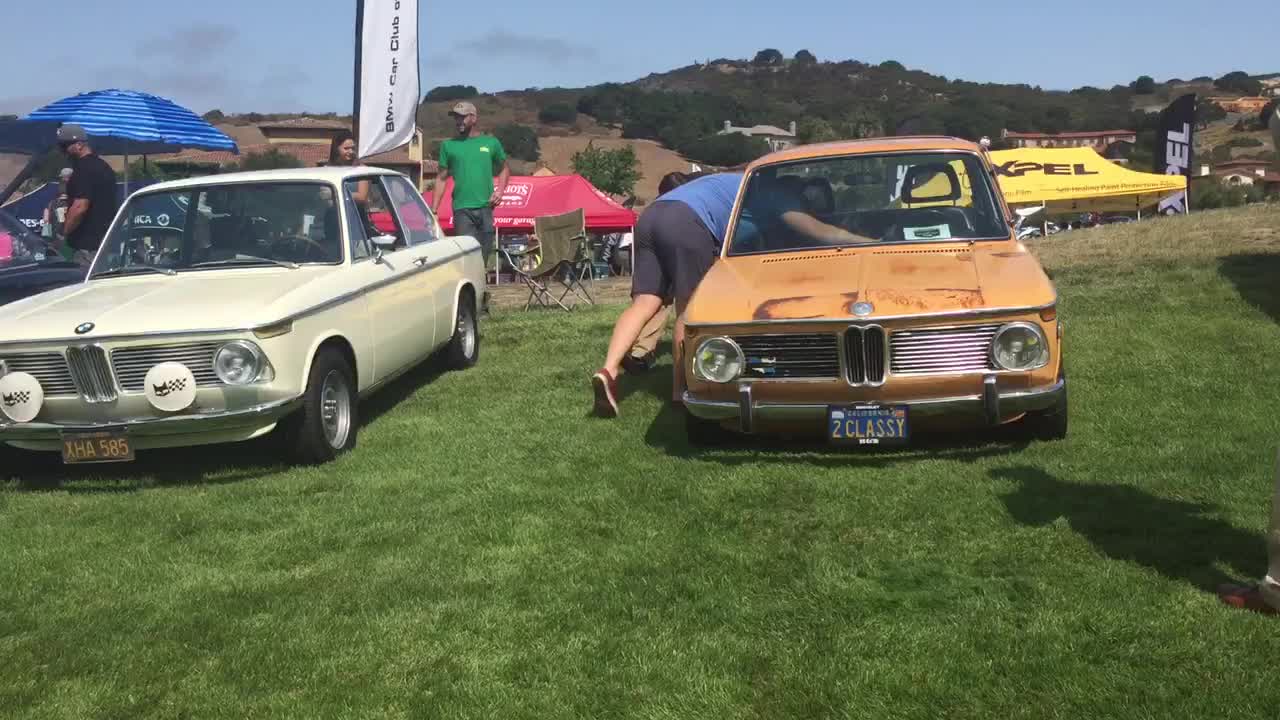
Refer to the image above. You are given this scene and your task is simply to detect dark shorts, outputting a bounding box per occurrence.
[631,201,718,306]
[454,207,496,267]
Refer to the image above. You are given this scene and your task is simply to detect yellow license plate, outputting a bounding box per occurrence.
[61,431,135,464]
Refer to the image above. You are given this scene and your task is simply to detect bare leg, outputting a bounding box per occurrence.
[671,300,690,403]
[603,294,664,378]
[1260,446,1280,611]
[629,304,669,360]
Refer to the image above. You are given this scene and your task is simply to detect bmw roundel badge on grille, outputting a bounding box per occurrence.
[75,322,95,335]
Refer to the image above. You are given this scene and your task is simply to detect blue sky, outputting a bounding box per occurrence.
[2,0,1273,115]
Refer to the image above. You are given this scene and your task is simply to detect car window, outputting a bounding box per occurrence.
[0,211,50,267]
[728,152,1008,255]
[343,189,370,261]
[382,175,437,246]
[93,182,343,276]
[348,178,407,250]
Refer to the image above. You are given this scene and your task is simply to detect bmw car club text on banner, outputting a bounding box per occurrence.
[357,0,420,159]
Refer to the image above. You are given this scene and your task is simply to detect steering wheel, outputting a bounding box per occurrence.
[276,234,330,261]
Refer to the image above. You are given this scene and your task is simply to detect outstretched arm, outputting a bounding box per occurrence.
[780,210,874,245]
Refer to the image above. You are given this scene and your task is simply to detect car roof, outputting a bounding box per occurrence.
[136,166,403,193]
[747,135,984,170]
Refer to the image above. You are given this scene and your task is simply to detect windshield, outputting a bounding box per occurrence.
[0,210,52,268]
[727,151,1008,255]
[91,182,343,278]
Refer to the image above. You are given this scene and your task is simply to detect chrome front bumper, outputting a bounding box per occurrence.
[684,376,1066,433]
[0,396,303,443]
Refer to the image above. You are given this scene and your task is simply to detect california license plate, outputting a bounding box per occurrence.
[61,431,135,464]
[828,405,909,446]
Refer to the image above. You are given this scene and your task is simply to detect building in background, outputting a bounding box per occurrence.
[719,120,798,152]
[156,117,437,190]
[1000,129,1137,151]
[1205,97,1272,113]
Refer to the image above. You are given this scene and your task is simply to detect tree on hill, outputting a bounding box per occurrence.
[537,102,578,125]
[796,117,839,144]
[424,85,478,103]
[1192,76,1212,83]
[571,142,641,198]
[1214,71,1262,96]
[752,48,784,66]
[794,49,817,65]
[1196,100,1228,127]
[576,83,627,125]
[879,60,906,72]
[681,133,770,167]
[492,124,540,162]
[240,148,303,171]
[202,109,226,122]
[1131,76,1156,95]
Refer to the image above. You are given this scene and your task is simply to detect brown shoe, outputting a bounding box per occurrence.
[1217,583,1279,615]
[591,369,619,418]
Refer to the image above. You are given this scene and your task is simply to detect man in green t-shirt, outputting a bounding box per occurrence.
[432,101,510,271]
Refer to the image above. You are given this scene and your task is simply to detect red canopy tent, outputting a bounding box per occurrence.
[427,174,637,233]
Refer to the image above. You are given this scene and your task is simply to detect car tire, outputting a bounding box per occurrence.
[1020,374,1068,441]
[281,347,359,464]
[444,293,479,370]
[685,408,733,446]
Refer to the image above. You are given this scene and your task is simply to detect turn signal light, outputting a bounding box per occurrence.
[1039,307,1057,322]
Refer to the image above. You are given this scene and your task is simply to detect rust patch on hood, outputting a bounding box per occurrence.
[753,296,821,320]
[924,288,985,308]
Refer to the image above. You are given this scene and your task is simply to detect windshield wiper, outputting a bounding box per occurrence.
[190,256,299,270]
[92,265,177,278]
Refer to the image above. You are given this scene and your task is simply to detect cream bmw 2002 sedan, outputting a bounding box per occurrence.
[0,167,486,465]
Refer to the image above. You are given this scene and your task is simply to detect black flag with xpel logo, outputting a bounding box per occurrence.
[1154,94,1196,214]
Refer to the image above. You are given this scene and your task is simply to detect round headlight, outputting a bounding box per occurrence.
[692,337,744,383]
[991,322,1050,371]
[214,341,267,385]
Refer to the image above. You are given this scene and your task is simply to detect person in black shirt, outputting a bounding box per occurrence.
[57,124,119,266]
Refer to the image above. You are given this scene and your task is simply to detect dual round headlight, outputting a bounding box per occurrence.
[991,322,1050,371]
[692,337,744,383]
[214,341,274,385]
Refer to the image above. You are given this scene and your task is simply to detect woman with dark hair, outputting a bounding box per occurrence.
[328,130,368,205]
[329,131,356,166]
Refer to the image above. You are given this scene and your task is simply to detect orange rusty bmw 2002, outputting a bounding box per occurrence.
[681,136,1066,446]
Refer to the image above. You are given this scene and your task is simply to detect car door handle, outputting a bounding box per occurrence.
[413,257,429,267]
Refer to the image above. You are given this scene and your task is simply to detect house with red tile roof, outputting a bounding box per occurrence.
[156,117,437,190]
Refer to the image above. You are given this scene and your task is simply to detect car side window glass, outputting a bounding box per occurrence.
[342,187,370,261]
[345,178,406,250]
[382,175,437,246]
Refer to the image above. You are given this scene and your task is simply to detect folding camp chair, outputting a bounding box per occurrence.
[500,208,594,310]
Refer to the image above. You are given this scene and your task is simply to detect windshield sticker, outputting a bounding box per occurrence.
[902,224,952,241]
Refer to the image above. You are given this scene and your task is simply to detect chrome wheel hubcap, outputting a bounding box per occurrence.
[320,370,351,448]
[458,306,476,358]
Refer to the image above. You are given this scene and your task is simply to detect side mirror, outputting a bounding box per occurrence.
[370,234,398,248]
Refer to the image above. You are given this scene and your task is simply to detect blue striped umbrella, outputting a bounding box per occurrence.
[24,89,237,155]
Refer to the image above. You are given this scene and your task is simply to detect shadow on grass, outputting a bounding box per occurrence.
[2,437,289,493]
[1219,253,1280,325]
[995,466,1265,593]
[4,354,455,493]
[643,401,1033,468]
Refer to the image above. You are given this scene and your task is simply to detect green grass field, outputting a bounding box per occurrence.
[4,204,1280,719]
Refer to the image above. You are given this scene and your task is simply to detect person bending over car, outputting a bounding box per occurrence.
[591,172,871,418]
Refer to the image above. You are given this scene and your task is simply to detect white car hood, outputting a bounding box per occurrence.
[0,267,335,344]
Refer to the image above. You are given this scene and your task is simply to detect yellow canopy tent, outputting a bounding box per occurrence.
[988,147,1186,214]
